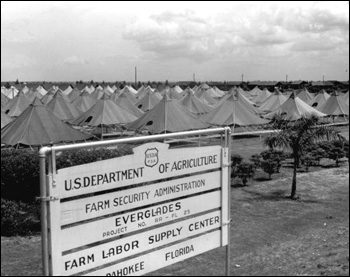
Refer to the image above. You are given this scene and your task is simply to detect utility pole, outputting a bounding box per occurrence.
[135,67,137,87]
[286,74,288,82]
[193,73,196,82]
[323,75,324,82]
[241,74,244,82]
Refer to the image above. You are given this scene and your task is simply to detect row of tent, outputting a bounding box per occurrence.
[2,82,348,107]
[253,89,349,119]
[1,83,227,100]
[1,83,349,148]
[5,82,347,103]
[2,83,348,117]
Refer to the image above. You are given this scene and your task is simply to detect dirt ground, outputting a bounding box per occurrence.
[1,163,348,276]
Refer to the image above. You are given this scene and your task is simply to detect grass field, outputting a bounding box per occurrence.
[151,165,349,276]
[1,125,349,276]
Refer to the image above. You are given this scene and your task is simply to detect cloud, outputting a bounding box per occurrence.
[1,2,349,82]
[124,10,236,62]
[124,2,349,65]
[62,56,89,66]
[122,6,288,62]
[1,19,38,45]
[278,2,349,34]
[1,54,36,69]
[290,35,344,52]
[239,22,290,46]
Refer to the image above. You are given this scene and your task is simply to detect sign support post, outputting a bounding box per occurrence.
[39,148,49,276]
[225,127,232,276]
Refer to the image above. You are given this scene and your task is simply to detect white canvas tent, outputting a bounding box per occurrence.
[264,92,327,121]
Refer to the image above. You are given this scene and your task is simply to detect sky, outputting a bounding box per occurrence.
[1,1,349,83]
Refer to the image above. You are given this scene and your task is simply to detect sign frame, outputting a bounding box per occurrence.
[39,127,231,276]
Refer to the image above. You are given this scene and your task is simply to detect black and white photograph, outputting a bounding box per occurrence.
[1,1,349,276]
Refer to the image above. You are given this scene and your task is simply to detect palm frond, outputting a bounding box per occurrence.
[264,115,342,154]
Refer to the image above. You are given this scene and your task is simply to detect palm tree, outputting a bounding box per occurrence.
[264,115,343,200]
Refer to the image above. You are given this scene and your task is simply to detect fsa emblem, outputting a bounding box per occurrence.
[145,148,159,168]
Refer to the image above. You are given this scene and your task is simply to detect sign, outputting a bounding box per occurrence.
[145,148,159,167]
[61,191,221,251]
[62,211,221,275]
[85,230,221,276]
[57,143,221,199]
[40,128,231,276]
[60,171,221,226]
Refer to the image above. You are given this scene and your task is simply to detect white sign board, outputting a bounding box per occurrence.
[85,230,221,276]
[57,143,221,199]
[61,171,221,225]
[61,191,221,251]
[43,139,230,276]
[62,211,221,275]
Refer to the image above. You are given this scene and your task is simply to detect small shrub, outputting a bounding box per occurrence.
[260,159,277,179]
[310,148,327,165]
[231,154,243,178]
[301,153,315,172]
[344,141,349,162]
[235,162,255,186]
[1,198,40,236]
[260,149,285,173]
[231,154,243,167]
[56,147,132,169]
[318,141,347,166]
[1,149,40,203]
[249,154,262,170]
[318,141,333,153]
